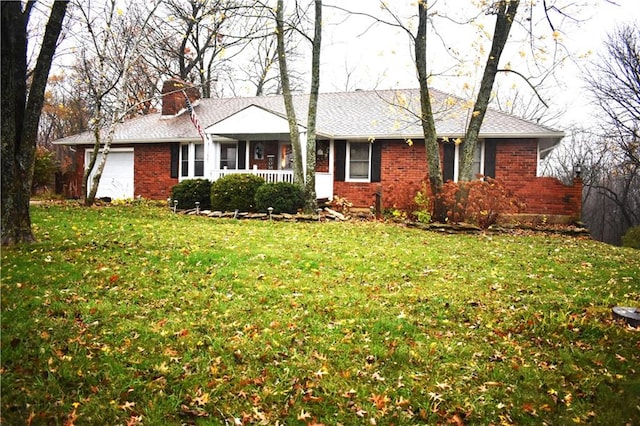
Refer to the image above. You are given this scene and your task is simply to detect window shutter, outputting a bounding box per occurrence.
[335,140,346,182]
[238,141,246,169]
[443,143,455,182]
[371,140,382,182]
[484,140,496,178]
[170,143,179,178]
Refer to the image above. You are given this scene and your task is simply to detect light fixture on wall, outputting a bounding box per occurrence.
[254,142,264,160]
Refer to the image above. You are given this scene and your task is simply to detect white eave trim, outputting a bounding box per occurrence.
[329,132,565,141]
[52,137,202,146]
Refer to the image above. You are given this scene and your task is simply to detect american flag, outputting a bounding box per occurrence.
[184,92,205,141]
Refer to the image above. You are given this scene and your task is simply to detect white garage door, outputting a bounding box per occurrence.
[85,149,134,200]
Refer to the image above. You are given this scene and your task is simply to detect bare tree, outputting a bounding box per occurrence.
[458,1,520,182]
[148,0,266,98]
[492,82,564,127]
[585,23,640,162]
[39,74,90,148]
[1,0,69,245]
[235,27,305,96]
[274,0,322,211]
[72,0,161,205]
[543,24,640,244]
[582,23,640,244]
[304,0,322,211]
[276,0,304,186]
[329,1,582,215]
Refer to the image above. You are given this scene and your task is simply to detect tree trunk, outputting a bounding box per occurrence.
[276,0,304,186]
[82,120,102,204]
[414,2,445,219]
[304,0,322,212]
[84,119,118,206]
[1,1,68,245]
[459,0,519,181]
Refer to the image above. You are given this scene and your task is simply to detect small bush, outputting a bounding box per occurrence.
[210,173,265,212]
[437,177,522,229]
[171,179,212,210]
[254,182,305,214]
[622,226,640,249]
[32,147,58,194]
[412,185,432,224]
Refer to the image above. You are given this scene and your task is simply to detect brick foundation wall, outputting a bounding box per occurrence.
[512,177,582,217]
[494,140,582,217]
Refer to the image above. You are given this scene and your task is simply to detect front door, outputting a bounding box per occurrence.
[280,143,293,170]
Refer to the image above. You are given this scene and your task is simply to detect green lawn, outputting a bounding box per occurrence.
[2,203,639,425]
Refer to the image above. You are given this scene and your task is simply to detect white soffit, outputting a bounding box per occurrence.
[205,104,304,137]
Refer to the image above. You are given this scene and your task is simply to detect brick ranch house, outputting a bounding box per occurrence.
[54,79,581,220]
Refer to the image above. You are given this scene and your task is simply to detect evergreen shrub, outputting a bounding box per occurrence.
[171,179,212,209]
[254,182,305,214]
[210,173,265,212]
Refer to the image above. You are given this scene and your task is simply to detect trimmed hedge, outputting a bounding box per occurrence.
[210,173,265,212]
[171,179,212,209]
[254,182,305,214]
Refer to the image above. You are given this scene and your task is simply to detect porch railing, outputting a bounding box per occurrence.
[211,168,294,184]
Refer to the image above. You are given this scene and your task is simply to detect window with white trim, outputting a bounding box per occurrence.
[471,142,484,178]
[180,142,205,178]
[347,142,371,181]
[444,140,491,182]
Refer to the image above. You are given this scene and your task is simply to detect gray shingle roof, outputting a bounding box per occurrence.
[53,88,563,145]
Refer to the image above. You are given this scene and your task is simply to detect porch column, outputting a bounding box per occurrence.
[300,131,308,180]
[204,135,214,180]
[244,140,250,170]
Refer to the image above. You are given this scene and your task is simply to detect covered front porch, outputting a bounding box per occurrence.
[202,104,334,199]
[204,139,334,199]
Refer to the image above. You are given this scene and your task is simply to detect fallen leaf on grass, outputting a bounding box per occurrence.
[193,391,210,406]
[371,371,385,382]
[369,393,391,410]
[119,401,135,411]
[297,409,312,420]
[64,408,78,426]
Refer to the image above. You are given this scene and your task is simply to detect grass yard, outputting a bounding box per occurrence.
[1,203,639,425]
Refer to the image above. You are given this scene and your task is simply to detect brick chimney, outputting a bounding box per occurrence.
[161,78,201,117]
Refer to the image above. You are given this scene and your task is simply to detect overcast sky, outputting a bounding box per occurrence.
[316,0,640,128]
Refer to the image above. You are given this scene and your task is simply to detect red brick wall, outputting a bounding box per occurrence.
[333,138,582,218]
[495,139,539,180]
[333,140,428,210]
[513,177,582,217]
[161,79,200,116]
[494,140,582,217]
[135,144,178,199]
